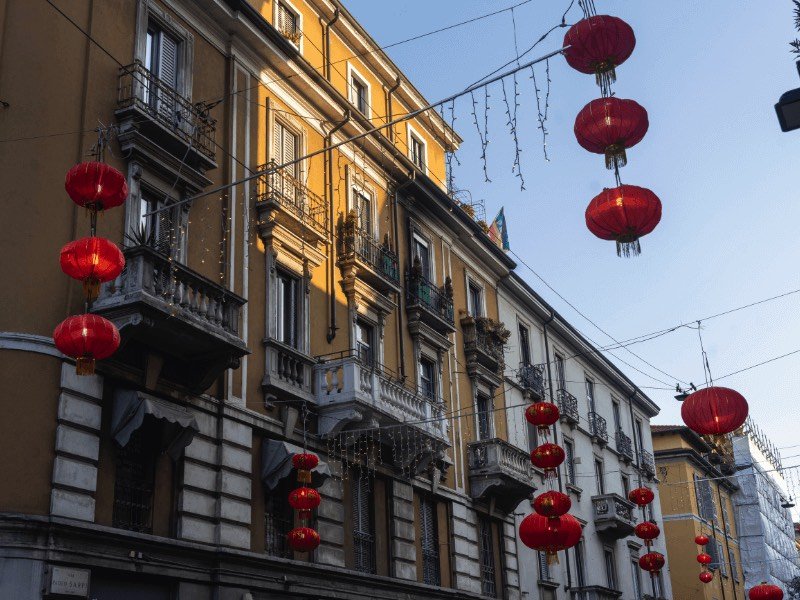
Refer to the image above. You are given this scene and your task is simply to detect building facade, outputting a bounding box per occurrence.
[653,425,745,600]
[0,1,672,599]
[499,278,672,600]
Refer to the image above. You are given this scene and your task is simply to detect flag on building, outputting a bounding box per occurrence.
[488,208,509,251]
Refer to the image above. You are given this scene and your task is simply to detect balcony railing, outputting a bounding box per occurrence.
[116,60,216,163]
[588,412,608,445]
[556,389,579,426]
[518,363,546,400]
[337,213,400,292]
[640,450,656,477]
[461,316,508,381]
[405,271,455,332]
[262,338,316,405]
[615,430,634,462]
[467,438,535,512]
[591,493,637,540]
[255,161,328,241]
[569,586,623,600]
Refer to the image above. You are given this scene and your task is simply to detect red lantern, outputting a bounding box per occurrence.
[585,184,662,257]
[287,526,320,552]
[697,553,712,565]
[749,583,784,600]
[60,237,125,300]
[519,513,582,563]
[65,162,128,211]
[53,314,120,375]
[628,487,655,506]
[530,443,565,477]
[533,491,572,518]
[695,534,710,546]
[574,97,649,170]
[639,551,665,574]
[700,571,714,584]
[293,452,319,483]
[634,521,660,545]
[681,386,749,437]
[563,15,636,94]
[525,402,560,433]
[288,487,321,511]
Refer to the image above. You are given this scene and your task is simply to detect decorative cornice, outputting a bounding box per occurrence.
[0,332,63,359]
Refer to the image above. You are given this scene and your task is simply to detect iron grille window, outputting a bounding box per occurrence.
[564,440,576,484]
[476,393,492,441]
[112,426,156,533]
[694,474,718,522]
[519,324,531,366]
[478,517,497,597]
[352,474,376,574]
[265,478,294,558]
[420,495,440,585]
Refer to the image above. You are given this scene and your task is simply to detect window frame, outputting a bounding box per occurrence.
[411,233,433,281]
[418,354,437,401]
[347,63,372,118]
[356,317,376,368]
[275,268,300,349]
[585,376,596,413]
[554,352,567,391]
[274,0,304,50]
[518,322,532,366]
[604,546,618,590]
[418,494,441,586]
[563,438,576,484]
[476,391,493,441]
[351,472,376,574]
[594,457,605,495]
[467,279,484,318]
[407,124,428,173]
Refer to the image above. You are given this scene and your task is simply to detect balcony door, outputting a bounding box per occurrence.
[476,392,492,440]
[612,400,622,433]
[144,23,179,120]
[554,353,566,392]
[356,319,375,368]
[273,121,300,203]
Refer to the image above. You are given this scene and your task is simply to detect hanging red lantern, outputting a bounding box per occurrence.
[530,442,565,477]
[628,487,655,506]
[695,534,710,546]
[519,513,582,563]
[53,314,120,375]
[638,551,665,574]
[287,526,320,552]
[65,162,128,211]
[563,15,636,94]
[574,97,649,170]
[60,237,125,300]
[293,452,319,483]
[697,553,712,565]
[700,571,714,584]
[533,491,572,518]
[681,386,749,437]
[288,487,321,511]
[749,583,784,600]
[585,184,662,257]
[634,521,660,545]
[525,402,560,433]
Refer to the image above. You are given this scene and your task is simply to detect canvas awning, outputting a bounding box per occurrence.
[261,439,332,491]
[111,389,200,460]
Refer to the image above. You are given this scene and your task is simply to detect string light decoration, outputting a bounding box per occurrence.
[584,184,662,257]
[749,583,785,600]
[574,97,649,170]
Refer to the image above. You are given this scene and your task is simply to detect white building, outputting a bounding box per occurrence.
[499,274,673,600]
[733,419,800,593]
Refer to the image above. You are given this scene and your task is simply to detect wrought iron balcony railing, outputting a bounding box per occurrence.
[640,449,656,476]
[337,214,400,291]
[517,363,546,400]
[255,161,328,240]
[556,389,579,425]
[405,271,455,330]
[117,61,216,162]
[588,412,609,444]
[615,430,634,461]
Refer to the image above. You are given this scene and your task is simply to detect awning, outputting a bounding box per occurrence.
[111,389,200,461]
[261,439,332,491]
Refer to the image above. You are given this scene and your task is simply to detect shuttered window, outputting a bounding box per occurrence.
[694,474,717,522]
[352,475,376,574]
[277,2,299,41]
[419,495,440,585]
[273,121,299,175]
[353,188,372,233]
[144,23,180,118]
[729,546,739,581]
[276,270,298,348]
[537,551,550,581]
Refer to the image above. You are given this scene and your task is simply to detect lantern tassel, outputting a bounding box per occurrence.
[616,239,641,258]
[83,279,100,302]
[605,145,627,171]
[546,550,560,565]
[594,65,617,98]
[75,357,96,376]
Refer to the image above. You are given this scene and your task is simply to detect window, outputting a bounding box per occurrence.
[277,1,301,44]
[276,270,299,348]
[419,356,437,400]
[113,425,157,533]
[631,556,643,600]
[145,21,180,96]
[353,188,372,234]
[694,474,717,522]
[707,537,726,575]
[138,190,177,257]
[595,459,605,495]
[729,546,739,581]
[410,133,426,170]
[352,474,376,574]
[476,393,492,440]
[722,497,731,535]
[468,281,483,317]
[554,353,566,391]
[621,474,631,497]
[419,495,440,586]
[527,419,539,452]
[573,540,586,588]
[265,477,294,558]
[564,439,576,484]
[585,378,596,412]
[604,547,617,590]
[519,324,531,366]
[348,69,370,116]
[356,319,375,367]
[412,235,431,279]
[612,400,622,432]
[273,120,300,203]
[478,517,498,597]
[537,551,551,582]
[634,419,644,454]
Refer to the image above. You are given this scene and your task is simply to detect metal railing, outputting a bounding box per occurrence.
[255,161,328,237]
[588,412,609,443]
[615,430,634,460]
[405,272,455,325]
[518,363,546,399]
[338,220,400,284]
[640,450,656,475]
[117,60,216,160]
[556,389,579,423]
[462,316,506,370]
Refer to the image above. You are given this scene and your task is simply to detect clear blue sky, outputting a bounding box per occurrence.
[343,1,800,458]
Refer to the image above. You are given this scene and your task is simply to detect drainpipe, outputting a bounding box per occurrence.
[628,392,642,488]
[325,110,350,343]
[386,76,401,141]
[393,175,415,379]
[716,480,732,600]
[323,7,340,82]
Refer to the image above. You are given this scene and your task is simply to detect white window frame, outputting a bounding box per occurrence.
[411,231,434,281]
[466,277,485,318]
[417,349,439,402]
[273,0,304,51]
[406,123,428,173]
[475,385,494,441]
[347,63,372,119]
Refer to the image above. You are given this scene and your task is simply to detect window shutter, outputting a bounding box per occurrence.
[158,31,179,90]
[288,276,297,348]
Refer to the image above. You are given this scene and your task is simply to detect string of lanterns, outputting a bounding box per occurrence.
[749,583,785,600]
[287,452,322,552]
[629,486,666,579]
[693,534,715,584]
[53,162,126,375]
[564,13,662,257]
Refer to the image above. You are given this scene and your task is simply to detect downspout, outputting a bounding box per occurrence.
[386,76,401,141]
[323,7,340,82]
[628,392,642,487]
[325,110,350,343]
[716,481,732,600]
[393,175,415,379]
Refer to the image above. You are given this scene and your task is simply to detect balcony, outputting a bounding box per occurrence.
[569,586,623,600]
[518,363,546,401]
[588,412,609,446]
[639,450,656,478]
[314,354,448,466]
[93,245,248,393]
[262,338,316,406]
[591,493,637,540]
[115,61,216,172]
[467,438,535,512]
[337,212,400,296]
[615,430,634,463]
[556,389,579,427]
[461,316,508,386]
[405,271,456,338]
[254,162,328,244]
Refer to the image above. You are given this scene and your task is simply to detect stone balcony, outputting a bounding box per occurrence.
[569,586,623,600]
[460,315,508,387]
[517,363,546,401]
[405,271,456,338]
[591,493,637,540]
[556,389,579,427]
[262,338,316,406]
[588,412,609,446]
[93,245,248,393]
[337,213,400,296]
[467,438,535,512]
[615,430,634,463]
